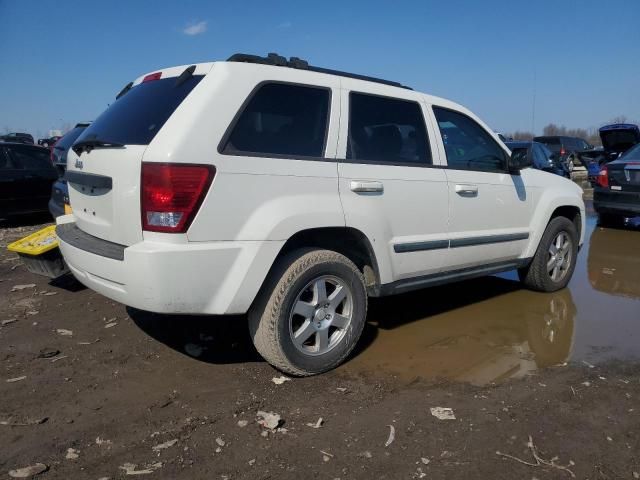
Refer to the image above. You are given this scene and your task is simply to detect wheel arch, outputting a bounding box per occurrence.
[263,227,382,296]
[523,194,586,259]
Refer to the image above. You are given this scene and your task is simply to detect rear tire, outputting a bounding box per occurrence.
[248,248,367,376]
[518,217,578,292]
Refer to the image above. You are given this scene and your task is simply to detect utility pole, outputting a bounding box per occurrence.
[531,68,537,135]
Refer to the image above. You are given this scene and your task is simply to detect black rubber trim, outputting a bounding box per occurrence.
[64,171,112,189]
[450,232,529,248]
[393,233,529,253]
[377,258,531,296]
[393,240,449,253]
[56,223,125,261]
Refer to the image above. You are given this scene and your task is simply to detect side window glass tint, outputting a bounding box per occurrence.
[347,92,431,165]
[223,83,330,158]
[8,147,49,170]
[0,148,18,169]
[433,107,506,172]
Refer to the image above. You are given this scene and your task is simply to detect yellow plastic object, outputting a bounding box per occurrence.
[7,225,59,256]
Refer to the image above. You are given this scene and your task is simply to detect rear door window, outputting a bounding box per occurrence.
[222,83,330,158]
[534,137,561,152]
[8,146,52,170]
[433,107,506,172]
[347,92,431,165]
[75,75,203,146]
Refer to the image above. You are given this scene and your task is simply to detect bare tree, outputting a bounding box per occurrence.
[542,124,563,136]
[608,115,628,124]
[508,131,535,141]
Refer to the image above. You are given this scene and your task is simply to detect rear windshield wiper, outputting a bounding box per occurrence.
[73,139,124,155]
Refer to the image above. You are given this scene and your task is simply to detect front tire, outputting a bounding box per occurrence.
[518,217,578,292]
[249,249,367,376]
[567,157,575,172]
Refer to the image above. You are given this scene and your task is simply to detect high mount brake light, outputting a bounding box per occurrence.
[141,163,215,233]
[142,72,162,83]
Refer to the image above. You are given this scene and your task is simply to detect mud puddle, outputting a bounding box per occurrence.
[343,214,640,385]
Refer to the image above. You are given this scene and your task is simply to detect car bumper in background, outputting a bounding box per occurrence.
[594,188,640,217]
[56,220,284,315]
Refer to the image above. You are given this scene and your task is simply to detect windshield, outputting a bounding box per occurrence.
[75,75,203,146]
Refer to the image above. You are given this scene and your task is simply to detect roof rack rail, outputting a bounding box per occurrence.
[226,52,412,90]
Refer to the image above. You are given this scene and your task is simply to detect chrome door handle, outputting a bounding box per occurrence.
[455,184,478,196]
[350,181,383,193]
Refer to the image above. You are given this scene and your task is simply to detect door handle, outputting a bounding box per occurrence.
[455,184,478,196]
[350,181,383,193]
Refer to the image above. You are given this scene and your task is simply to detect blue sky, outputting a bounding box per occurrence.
[1,0,639,138]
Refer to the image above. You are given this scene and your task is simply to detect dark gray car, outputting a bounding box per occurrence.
[533,135,593,172]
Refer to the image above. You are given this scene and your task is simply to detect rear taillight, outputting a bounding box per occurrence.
[596,165,609,188]
[560,147,566,157]
[141,163,215,233]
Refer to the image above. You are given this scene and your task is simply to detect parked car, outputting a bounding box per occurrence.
[56,52,585,375]
[533,135,593,172]
[593,140,640,226]
[505,141,569,178]
[38,136,61,148]
[0,143,58,218]
[579,124,640,184]
[0,132,34,144]
[48,122,92,218]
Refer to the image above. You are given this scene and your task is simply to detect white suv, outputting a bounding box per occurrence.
[57,53,585,375]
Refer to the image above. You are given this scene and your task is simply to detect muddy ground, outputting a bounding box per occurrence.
[1,205,639,479]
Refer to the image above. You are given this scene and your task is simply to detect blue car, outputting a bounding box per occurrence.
[48,122,91,218]
[505,141,569,178]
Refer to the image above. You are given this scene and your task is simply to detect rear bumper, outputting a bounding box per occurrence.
[57,221,284,315]
[594,188,640,217]
[48,198,65,219]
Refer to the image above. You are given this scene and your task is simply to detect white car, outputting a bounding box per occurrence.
[57,53,585,375]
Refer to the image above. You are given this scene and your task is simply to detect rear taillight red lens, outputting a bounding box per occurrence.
[596,165,609,188]
[560,147,566,156]
[141,163,215,233]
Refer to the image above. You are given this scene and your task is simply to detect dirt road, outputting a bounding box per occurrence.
[1,211,639,479]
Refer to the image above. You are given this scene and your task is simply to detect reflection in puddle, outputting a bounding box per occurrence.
[345,282,575,385]
[344,214,640,385]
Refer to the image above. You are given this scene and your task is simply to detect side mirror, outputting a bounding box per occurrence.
[508,149,532,174]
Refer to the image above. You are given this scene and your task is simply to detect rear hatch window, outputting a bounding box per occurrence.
[75,75,203,147]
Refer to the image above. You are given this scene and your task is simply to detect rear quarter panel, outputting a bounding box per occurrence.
[144,62,345,242]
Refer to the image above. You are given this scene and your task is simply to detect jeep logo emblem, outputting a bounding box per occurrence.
[75,159,84,170]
